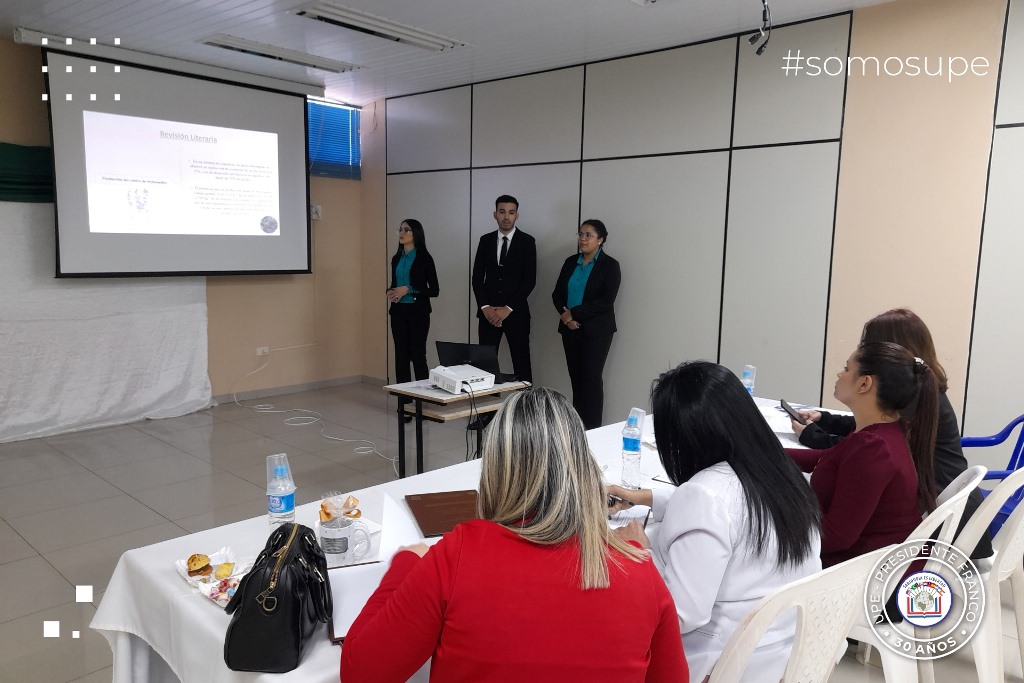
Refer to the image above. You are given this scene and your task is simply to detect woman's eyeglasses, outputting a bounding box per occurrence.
[577,232,598,240]
[397,227,413,234]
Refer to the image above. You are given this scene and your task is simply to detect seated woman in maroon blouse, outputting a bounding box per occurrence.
[787,341,939,567]
[341,388,688,683]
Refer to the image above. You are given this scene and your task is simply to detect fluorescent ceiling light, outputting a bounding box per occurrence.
[295,3,465,52]
[202,34,359,74]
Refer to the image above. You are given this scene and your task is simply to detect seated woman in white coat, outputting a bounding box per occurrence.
[609,361,822,683]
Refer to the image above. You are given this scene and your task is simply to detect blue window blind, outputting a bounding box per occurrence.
[307,100,361,180]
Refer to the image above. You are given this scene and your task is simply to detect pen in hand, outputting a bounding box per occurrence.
[642,509,651,530]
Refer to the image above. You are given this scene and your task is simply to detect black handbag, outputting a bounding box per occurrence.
[223,522,332,673]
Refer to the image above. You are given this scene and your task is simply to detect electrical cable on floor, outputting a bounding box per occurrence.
[229,354,399,478]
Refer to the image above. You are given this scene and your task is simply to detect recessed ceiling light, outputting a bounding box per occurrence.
[294,2,465,52]
[201,34,359,73]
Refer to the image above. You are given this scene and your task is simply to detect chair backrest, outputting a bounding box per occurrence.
[912,465,987,545]
[955,466,1024,581]
[961,414,1024,471]
[707,546,892,683]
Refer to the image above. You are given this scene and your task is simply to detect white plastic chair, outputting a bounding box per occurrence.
[850,465,987,683]
[933,466,1024,683]
[706,546,892,683]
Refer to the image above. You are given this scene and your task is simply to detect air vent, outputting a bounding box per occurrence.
[295,3,464,52]
[201,34,359,73]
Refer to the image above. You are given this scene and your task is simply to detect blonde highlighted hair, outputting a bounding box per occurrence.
[477,388,647,589]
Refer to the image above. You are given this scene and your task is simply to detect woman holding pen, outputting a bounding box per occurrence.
[608,361,821,683]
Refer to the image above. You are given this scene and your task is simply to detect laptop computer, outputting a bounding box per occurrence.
[435,341,517,384]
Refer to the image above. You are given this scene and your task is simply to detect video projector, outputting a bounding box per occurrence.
[429,364,495,395]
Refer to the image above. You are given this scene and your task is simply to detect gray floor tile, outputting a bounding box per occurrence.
[270,420,377,454]
[0,438,69,462]
[173,498,270,534]
[132,411,219,437]
[187,435,297,468]
[71,666,113,683]
[6,495,170,554]
[43,523,186,593]
[0,520,37,565]
[143,421,265,457]
[294,467,387,506]
[0,471,124,519]
[48,430,192,471]
[94,453,216,494]
[316,438,402,473]
[0,601,110,683]
[229,452,350,488]
[131,472,265,520]
[0,556,73,623]
[0,450,88,490]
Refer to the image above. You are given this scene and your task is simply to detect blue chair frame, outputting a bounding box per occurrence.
[962,414,1024,536]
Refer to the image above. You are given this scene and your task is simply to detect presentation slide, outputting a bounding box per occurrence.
[83,112,280,236]
[45,51,310,276]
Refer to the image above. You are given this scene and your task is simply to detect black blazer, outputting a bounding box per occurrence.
[551,251,621,338]
[471,230,537,318]
[389,249,440,313]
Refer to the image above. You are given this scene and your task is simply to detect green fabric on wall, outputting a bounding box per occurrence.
[0,142,54,203]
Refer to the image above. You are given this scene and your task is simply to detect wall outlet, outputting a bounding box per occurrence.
[310,204,322,220]
[256,346,270,356]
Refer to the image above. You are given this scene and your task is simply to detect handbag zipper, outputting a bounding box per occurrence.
[255,523,298,613]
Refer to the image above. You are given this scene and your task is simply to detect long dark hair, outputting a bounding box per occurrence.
[394,219,430,257]
[651,361,821,567]
[861,308,948,393]
[856,341,939,512]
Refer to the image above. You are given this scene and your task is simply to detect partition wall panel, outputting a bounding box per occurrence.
[580,153,730,422]
[472,67,584,167]
[385,171,471,376]
[996,0,1024,125]
[469,164,582,395]
[386,87,471,173]
[963,128,1024,470]
[583,39,736,159]
[720,143,839,404]
[733,15,849,147]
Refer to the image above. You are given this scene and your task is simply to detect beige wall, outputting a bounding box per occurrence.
[358,99,389,381]
[207,176,365,396]
[827,0,1005,412]
[0,39,49,145]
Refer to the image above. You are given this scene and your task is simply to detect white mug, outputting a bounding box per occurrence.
[316,518,370,565]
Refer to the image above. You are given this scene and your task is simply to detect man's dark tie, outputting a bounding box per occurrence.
[499,236,508,266]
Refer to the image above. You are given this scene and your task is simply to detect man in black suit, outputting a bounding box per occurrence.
[471,194,536,382]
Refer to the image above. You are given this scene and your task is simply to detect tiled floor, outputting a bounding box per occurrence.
[0,380,1021,682]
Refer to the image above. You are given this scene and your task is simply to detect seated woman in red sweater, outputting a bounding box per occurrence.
[341,388,688,683]
[787,341,939,567]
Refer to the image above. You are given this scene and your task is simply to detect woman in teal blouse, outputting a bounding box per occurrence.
[551,219,621,429]
[388,220,440,394]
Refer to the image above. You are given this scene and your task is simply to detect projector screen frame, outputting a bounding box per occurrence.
[44,48,313,278]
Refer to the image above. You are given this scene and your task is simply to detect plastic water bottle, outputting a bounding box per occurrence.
[266,453,296,527]
[620,408,645,490]
[741,365,757,396]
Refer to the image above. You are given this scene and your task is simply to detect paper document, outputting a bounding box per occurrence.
[328,561,389,643]
[378,493,424,560]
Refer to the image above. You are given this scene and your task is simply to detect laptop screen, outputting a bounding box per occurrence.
[435,341,506,378]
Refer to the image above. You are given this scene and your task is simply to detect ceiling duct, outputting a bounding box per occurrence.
[295,3,464,51]
[201,34,359,73]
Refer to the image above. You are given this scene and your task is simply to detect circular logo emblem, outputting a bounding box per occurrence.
[260,216,279,234]
[864,540,984,660]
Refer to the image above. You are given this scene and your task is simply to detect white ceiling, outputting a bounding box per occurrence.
[0,0,891,106]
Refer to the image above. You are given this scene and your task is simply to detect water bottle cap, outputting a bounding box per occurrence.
[273,465,288,478]
[626,415,638,426]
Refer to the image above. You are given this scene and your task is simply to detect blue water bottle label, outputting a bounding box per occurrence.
[268,492,295,514]
[623,437,641,451]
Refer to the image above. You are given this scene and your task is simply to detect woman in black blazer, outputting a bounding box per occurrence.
[388,219,440,389]
[551,219,621,430]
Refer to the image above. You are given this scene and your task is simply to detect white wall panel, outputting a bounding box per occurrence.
[386,171,471,378]
[386,88,471,173]
[998,0,1024,125]
[580,153,730,423]
[733,15,849,146]
[963,127,1024,471]
[720,143,839,403]
[473,68,584,167]
[583,40,735,159]
[469,165,582,395]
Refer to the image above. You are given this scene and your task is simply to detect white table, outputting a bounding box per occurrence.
[90,400,801,683]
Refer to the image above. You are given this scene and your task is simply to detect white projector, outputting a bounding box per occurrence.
[429,365,495,394]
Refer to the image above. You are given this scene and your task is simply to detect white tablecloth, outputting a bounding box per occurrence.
[91,401,800,683]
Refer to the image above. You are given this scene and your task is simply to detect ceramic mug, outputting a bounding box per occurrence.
[316,518,370,565]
